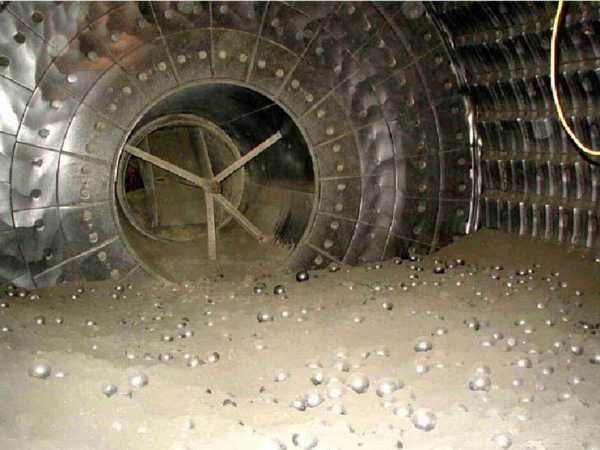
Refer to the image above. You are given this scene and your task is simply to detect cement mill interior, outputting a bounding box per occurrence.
[1,2,600,450]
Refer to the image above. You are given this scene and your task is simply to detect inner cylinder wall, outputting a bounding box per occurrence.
[115,83,316,282]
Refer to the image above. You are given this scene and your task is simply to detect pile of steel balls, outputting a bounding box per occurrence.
[7,250,600,450]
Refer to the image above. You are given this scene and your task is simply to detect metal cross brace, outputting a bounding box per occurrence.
[124,131,282,260]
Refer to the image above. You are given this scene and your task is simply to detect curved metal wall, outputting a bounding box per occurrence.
[430,1,600,258]
[0,2,477,288]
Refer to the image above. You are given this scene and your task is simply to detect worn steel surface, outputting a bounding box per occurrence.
[430,2,600,258]
[0,1,476,287]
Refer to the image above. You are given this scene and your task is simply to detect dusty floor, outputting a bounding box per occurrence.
[1,230,600,450]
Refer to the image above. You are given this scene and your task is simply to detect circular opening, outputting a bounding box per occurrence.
[118,114,244,242]
[115,83,316,282]
[0,55,10,68]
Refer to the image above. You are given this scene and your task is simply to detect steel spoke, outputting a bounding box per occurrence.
[214,131,282,183]
[212,193,269,243]
[190,128,214,177]
[205,193,217,260]
[139,136,159,228]
[125,129,282,260]
[124,144,217,192]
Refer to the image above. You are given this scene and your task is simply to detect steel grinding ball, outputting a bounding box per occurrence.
[492,432,513,448]
[206,351,220,363]
[433,265,445,274]
[589,352,600,365]
[296,271,309,282]
[129,372,148,389]
[412,408,437,431]
[102,383,118,397]
[290,397,307,411]
[254,283,267,295]
[257,311,274,323]
[310,371,326,386]
[305,390,323,408]
[376,378,402,397]
[273,285,286,296]
[393,403,414,417]
[414,337,433,352]
[291,432,318,449]
[347,373,370,394]
[28,362,51,379]
[468,374,491,391]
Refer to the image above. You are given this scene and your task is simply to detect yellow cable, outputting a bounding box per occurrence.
[550,0,600,156]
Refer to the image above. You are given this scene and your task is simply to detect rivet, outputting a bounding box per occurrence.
[31,11,45,23]
[13,32,26,45]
